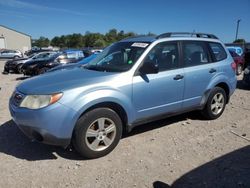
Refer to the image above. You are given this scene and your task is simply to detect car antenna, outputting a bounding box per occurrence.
[191,30,196,37]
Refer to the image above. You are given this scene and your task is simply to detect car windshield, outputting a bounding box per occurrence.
[45,52,62,60]
[84,42,150,72]
[28,54,35,58]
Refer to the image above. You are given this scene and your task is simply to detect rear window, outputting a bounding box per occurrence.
[66,51,84,59]
[229,50,239,57]
[209,43,227,62]
[183,41,209,67]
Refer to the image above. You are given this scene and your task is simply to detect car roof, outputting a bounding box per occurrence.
[120,32,221,43]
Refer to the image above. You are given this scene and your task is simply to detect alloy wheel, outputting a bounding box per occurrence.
[211,93,225,115]
[85,118,117,151]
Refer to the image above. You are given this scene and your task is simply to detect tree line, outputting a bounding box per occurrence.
[32,29,247,49]
[32,29,155,48]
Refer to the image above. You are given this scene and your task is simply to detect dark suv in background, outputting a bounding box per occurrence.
[21,50,84,75]
[3,51,56,74]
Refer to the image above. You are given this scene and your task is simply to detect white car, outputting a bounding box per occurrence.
[0,49,23,59]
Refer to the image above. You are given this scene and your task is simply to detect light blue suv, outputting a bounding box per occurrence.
[9,32,237,158]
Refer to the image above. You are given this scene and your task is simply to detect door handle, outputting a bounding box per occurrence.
[173,74,184,80]
[209,68,217,73]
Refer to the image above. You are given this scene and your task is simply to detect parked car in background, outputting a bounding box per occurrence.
[82,48,103,57]
[21,50,84,75]
[82,49,93,57]
[24,48,54,57]
[244,48,250,69]
[243,65,250,87]
[3,51,56,74]
[228,49,245,75]
[0,49,23,59]
[9,32,237,159]
[226,46,244,56]
[48,53,98,72]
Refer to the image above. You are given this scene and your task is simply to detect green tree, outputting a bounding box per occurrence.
[67,33,84,48]
[47,29,142,48]
[50,36,60,47]
[105,29,118,45]
[233,39,246,44]
[94,38,106,47]
[32,36,50,47]
[84,33,104,47]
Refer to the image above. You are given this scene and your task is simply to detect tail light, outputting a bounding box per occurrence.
[231,61,237,72]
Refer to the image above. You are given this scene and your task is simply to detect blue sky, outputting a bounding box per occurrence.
[0,0,249,43]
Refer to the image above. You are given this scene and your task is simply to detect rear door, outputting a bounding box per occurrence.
[132,41,184,120]
[181,41,220,108]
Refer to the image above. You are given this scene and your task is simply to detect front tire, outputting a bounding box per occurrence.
[201,87,227,120]
[73,108,122,159]
[16,64,23,74]
[38,67,49,75]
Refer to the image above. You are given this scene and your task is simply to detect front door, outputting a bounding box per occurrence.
[132,41,184,120]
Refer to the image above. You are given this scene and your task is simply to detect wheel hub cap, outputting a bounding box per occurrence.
[211,93,224,115]
[85,118,116,151]
[97,131,106,140]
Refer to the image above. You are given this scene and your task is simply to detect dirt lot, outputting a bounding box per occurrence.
[0,60,249,188]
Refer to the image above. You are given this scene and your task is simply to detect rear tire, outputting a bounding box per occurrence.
[73,108,122,159]
[201,87,227,120]
[16,64,23,74]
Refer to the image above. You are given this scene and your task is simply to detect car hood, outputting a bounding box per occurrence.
[22,59,50,67]
[15,57,28,61]
[17,67,118,94]
[7,57,28,64]
[48,63,79,72]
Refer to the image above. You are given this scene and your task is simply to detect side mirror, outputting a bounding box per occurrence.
[139,61,159,74]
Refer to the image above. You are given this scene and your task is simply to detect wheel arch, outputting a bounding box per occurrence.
[72,100,130,138]
[215,82,230,103]
[201,81,230,108]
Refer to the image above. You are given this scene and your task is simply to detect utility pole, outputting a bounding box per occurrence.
[235,19,241,41]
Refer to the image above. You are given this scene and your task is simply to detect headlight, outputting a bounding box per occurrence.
[244,67,250,75]
[20,93,63,109]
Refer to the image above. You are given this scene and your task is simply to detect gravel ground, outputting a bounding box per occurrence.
[0,60,249,188]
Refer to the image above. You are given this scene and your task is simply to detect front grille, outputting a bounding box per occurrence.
[11,91,25,107]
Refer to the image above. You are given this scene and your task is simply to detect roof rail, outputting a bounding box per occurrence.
[156,32,218,39]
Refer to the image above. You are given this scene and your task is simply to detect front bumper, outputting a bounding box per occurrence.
[4,64,18,73]
[9,97,77,147]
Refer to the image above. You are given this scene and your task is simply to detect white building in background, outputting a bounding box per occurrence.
[0,25,31,53]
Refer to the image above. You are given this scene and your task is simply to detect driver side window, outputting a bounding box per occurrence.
[143,42,179,72]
